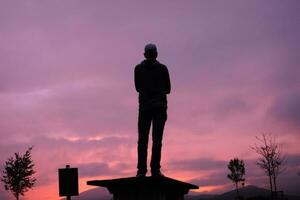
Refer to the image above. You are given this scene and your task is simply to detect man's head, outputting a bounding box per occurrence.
[144,43,158,59]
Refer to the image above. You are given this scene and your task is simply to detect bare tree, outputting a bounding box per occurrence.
[227,158,246,198]
[252,133,285,194]
[1,147,36,200]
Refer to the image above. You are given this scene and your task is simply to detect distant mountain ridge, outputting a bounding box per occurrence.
[72,185,300,200]
[188,185,300,200]
[187,185,268,200]
[63,187,111,200]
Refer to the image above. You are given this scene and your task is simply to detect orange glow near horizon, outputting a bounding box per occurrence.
[24,182,59,200]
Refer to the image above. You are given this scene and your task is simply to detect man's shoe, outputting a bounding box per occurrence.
[151,171,164,177]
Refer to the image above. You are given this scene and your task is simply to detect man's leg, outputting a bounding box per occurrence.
[150,108,167,174]
[137,110,152,175]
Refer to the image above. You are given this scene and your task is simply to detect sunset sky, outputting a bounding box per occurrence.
[0,1,299,199]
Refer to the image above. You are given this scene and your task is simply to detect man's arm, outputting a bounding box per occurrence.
[164,66,171,94]
[134,66,141,93]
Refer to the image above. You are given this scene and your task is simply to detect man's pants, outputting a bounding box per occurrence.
[137,107,167,174]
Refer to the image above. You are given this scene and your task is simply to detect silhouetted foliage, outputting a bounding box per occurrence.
[1,147,36,200]
[252,133,285,195]
[227,158,246,198]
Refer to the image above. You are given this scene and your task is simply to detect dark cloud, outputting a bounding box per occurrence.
[189,170,229,187]
[272,154,300,195]
[169,158,227,171]
[268,93,300,130]
[214,95,251,119]
[285,154,300,167]
[77,162,132,177]
[77,162,110,177]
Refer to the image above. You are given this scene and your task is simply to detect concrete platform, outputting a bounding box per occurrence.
[87,176,198,200]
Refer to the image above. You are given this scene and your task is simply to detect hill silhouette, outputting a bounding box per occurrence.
[188,185,300,200]
[62,187,111,200]
[72,185,300,200]
[213,185,270,200]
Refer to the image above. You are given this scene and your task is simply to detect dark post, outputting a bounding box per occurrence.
[58,165,79,200]
[66,165,71,200]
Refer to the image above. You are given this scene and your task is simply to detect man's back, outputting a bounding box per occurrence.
[135,59,171,111]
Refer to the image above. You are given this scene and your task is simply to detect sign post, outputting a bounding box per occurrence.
[58,165,79,200]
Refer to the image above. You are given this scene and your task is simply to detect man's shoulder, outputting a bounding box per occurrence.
[135,60,168,70]
[135,60,146,68]
[135,63,143,72]
[157,62,168,71]
[152,60,167,69]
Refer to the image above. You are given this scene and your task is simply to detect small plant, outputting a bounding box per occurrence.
[1,147,36,200]
[227,158,246,198]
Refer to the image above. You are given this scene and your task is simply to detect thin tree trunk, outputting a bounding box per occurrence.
[273,174,277,192]
[267,159,273,193]
[236,182,239,197]
[272,173,277,200]
[268,172,273,200]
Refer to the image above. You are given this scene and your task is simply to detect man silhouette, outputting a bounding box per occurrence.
[134,44,171,177]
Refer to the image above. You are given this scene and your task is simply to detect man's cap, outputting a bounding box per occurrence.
[144,43,157,54]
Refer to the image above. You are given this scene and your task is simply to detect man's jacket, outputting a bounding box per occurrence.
[134,59,171,111]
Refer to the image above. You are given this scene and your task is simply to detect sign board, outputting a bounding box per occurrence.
[58,166,79,197]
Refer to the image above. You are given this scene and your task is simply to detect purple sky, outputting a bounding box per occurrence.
[0,1,299,199]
